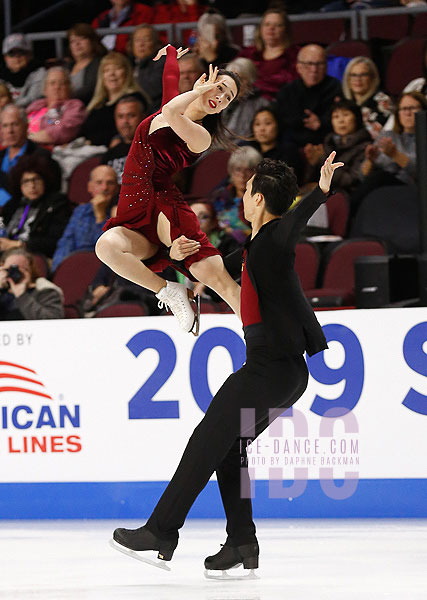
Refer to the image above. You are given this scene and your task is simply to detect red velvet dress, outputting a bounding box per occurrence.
[103,45,220,274]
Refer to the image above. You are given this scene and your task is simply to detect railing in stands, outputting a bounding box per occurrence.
[359,5,427,40]
[3,6,426,57]
[174,11,359,46]
[24,24,174,60]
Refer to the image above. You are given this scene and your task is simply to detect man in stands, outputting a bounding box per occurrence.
[0,104,60,208]
[275,44,342,149]
[178,52,205,93]
[52,165,118,272]
[101,95,146,184]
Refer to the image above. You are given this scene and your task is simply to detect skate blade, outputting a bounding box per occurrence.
[191,294,200,336]
[204,567,259,581]
[109,539,171,571]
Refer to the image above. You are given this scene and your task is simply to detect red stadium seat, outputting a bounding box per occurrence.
[411,13,427,37]
[364,14,410,41]
[68,156,102,205]
[64,306,80,319]
[31,253,50,279]
[326,40,371,58]
[295,243,319,291]
[326,193,349,238]
[94,303,148,317]
[385,37,426,96]
[52,250,102,308]
[291,18,348,46]
[200,299,219,313]
[189,150,230,198]
[306,239,386,307]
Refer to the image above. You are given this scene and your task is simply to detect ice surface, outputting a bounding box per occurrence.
[1,519,426,599]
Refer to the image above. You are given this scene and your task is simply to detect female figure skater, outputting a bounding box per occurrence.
[95,44,241,333]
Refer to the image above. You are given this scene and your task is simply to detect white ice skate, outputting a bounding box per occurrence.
[156,281,200,335]
[109,538,171,571]
[204,565,259,581]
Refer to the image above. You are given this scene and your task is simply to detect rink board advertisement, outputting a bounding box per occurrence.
[0,307,426,519]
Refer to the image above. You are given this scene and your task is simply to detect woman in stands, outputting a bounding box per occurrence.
[210,145,262,242]
[304,99,371,196]
[128,25,164,112]
[80,52,148,147]
[67,23,106,106]
[351,91,427,216]
[26,67,86,147]
[238,8,299,101]
[342,57,393,140]
[95,44,241,334]
[194,12,239,71]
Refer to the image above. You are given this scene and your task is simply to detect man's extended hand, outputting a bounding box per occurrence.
[169,235,201,261]
[319,151,344,195]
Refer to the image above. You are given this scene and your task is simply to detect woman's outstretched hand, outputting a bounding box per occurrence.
[153,45,190,61]
[193,63,220,94]
[319,151,344,195]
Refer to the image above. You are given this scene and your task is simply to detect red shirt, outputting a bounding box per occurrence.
[238,45,300,101]
[92,3,153,54]
[241,248,262,327]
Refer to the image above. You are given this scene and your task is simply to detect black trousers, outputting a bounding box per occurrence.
[145,338,309,546]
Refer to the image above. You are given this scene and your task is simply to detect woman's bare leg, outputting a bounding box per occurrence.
[95,226,166,293]
[96,226,197,332]
[189,255,241,319]
[155,212,241,317]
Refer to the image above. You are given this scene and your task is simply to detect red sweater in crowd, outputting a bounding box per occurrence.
[92,3,154,54]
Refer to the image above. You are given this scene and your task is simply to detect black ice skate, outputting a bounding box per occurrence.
[109,525,177,571]
[204,541,260,580]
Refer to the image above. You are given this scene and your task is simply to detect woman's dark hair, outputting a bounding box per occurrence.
[250,106,282,140]
[201,69,241,150]
[251,158,298,216]
[10,154,57,199]
[67,23,106,58]
[330,98,364,132]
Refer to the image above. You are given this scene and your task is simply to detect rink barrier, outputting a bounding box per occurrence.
[0,310,426,519]
[1,479,426,519]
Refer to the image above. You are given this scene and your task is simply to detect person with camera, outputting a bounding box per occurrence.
[0,248,64,320]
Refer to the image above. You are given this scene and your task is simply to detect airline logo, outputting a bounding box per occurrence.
[1,359,82,455]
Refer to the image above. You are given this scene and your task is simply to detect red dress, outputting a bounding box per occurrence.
[103,45,220,275]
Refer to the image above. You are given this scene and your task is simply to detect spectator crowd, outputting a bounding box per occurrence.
[0,0,425,318]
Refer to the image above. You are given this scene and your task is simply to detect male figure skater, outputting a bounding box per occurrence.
[111,153,343,575]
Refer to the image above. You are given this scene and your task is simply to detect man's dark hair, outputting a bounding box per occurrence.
[251,158,298,216]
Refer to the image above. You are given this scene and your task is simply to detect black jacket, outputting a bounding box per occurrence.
[68,57,102,106]
[3,191,72,258]
[275,75,342,147]
[224,186,328,357]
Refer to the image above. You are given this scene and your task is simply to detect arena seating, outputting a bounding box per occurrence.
[306,239,387,307]
[326,193,349,239]
[68,156,102,205]
[52,249,102,312]
[94,303,148,317]
[295,242,319,291]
